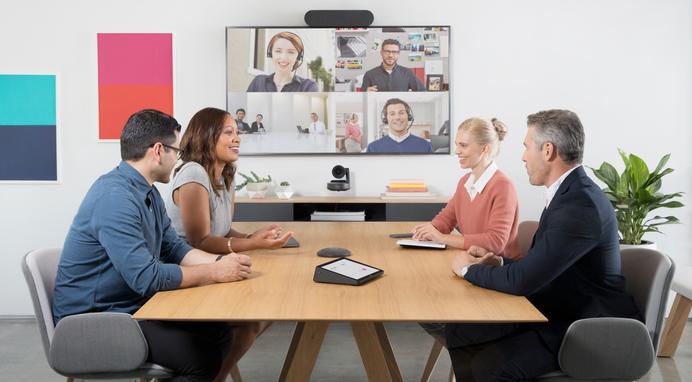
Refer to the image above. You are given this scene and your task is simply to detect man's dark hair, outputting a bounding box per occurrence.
[526,109,584,165]
[236,108,246,114]
[120,109,181,161]
[381,39,401,50]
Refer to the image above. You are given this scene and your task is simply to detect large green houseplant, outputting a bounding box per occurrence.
[590,149,684,245]
[307,56,334,92]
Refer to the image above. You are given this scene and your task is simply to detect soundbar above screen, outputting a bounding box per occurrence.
[226,26,450,155]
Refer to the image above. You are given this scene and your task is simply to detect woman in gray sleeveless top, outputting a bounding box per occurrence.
[164,107,290,379]
[164,109,292,254]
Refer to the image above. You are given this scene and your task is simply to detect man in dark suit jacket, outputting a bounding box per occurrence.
[235,108,251,134]
[446,109,640,380]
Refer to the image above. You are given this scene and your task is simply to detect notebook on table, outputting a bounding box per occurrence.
[396,239,446,249]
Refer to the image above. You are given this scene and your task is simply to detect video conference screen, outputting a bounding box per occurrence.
[226,26,451,155]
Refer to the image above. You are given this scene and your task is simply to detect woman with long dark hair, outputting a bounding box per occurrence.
[164,107,289,380]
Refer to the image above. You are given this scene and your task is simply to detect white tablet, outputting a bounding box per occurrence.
[322,258,381,279]
[396,239,447,249]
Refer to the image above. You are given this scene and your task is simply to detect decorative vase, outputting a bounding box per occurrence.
[246,182,270,199]
[620,240,657,251]
[275,186,294,199]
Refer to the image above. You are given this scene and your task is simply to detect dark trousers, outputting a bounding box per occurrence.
[445,323,559,382]
[139,320,233,382]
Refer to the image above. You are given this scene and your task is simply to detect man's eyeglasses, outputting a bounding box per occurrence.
[382,49,400,55]
[150,143,183,158]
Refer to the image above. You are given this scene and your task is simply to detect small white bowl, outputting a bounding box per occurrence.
[276,189,294,199]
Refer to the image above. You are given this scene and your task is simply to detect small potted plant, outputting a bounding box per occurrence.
[235,171,272,198]
[590,149,684,249]
[276,181,294,199]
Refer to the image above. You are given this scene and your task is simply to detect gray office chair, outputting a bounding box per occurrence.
[419,221,540,382]
[517,220,539,258]
[21,247,174,381]
[421,222,674,381]
[539,248,675,381]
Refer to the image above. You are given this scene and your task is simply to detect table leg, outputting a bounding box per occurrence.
[658,293,692,357]
[351,322,404,382]
[278,321,330,382]
[420,338,444,382]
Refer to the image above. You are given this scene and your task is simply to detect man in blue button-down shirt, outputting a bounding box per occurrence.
[53,109,252,381]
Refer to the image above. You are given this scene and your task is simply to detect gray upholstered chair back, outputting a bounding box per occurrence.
[21,248,62,362]
[620,248,675,351]
[21,248,175,380]
[431,135,450,152]
[517,220,539,257]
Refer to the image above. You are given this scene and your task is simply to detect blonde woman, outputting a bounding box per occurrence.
[343,113,362,152]
[412,117,520,259]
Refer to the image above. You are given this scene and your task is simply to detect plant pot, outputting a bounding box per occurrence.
[275,186,294,199]
[620,240,657,251]
[246,182,270,199]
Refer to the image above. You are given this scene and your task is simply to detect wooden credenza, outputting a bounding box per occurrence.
[234,196,448,222]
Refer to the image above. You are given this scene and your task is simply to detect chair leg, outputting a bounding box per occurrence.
[229,364,243,382]
[420,339,444,382]
[658,293,692,357]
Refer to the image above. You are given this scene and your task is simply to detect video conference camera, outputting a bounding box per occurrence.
[327,165,350,191]
[304,10,374,28]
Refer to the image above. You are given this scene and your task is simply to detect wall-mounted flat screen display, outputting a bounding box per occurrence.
[226,26,451,155]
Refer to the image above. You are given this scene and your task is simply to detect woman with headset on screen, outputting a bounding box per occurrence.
[365,98,433,153]
[247,31,318,92]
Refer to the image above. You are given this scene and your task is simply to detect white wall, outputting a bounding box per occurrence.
[0,0,690,315]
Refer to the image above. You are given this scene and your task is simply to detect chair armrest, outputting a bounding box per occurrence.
[558,317,654,380]
[49,312,148,375]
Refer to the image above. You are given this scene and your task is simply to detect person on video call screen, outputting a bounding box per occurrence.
[366,98,432,153]
[360,39,425,92]
[309,112,326,134]
[247,31,318,92]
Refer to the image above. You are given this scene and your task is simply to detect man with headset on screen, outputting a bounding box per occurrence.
[360,39,425,92]
[366,98,433,153]
[246,31,318,92]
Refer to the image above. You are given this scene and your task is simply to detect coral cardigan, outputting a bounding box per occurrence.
[432,170,521,259]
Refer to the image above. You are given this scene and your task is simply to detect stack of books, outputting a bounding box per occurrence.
[381,179,436,199]
[310,211,366,221]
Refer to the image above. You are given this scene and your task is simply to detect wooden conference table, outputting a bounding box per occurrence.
[135,222,546,381]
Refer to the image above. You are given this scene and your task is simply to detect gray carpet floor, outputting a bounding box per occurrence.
[0,319,690,381]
